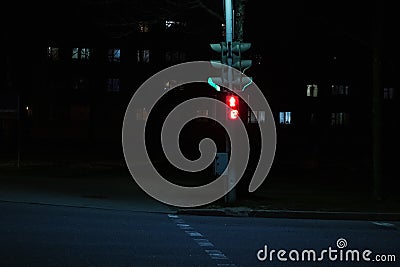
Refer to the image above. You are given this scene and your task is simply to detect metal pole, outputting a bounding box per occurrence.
[17,94,21,168]
[224,0,236,203]
[225,0,233,48]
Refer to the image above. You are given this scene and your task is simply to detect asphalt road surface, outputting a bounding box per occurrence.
[0,201,398,267]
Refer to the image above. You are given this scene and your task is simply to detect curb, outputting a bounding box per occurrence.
[0,198,176,214]
[177,208,400,221]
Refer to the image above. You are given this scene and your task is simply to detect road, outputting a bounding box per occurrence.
[0,201,398,267]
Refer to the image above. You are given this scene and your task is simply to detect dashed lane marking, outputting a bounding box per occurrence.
[168,214,237,267]
[194,238,215,247]
[186,230,203,237]
[371,221,397,229]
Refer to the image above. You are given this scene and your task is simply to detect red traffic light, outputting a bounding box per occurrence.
[226,95,239,120]
[228,96,237,107]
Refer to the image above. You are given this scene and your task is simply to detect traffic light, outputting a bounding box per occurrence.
[209,42,253,92]
[210,42,252,72]
[231,42,252,72]
[226,95,239,120]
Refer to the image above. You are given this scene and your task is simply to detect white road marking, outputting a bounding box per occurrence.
[194,238,215,247]
[177,223,193,230]
[205,250,228,260]
[186,230,203,237]
[168,214,236,266]
[372,221,396,228]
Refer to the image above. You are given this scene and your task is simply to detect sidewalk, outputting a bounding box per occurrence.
[0,162,175,213]
[1,161,399,221]
[178,167,400,221]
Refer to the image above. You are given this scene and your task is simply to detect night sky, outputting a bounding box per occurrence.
[4,1,399,71]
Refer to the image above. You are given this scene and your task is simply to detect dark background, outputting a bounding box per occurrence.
[2,0,399,200]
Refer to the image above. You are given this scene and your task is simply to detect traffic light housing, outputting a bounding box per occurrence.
[209,42,253,92]
[210,42,252,72]
[226,95,239,120]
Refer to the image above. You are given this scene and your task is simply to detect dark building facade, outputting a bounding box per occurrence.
[2,1,399,191]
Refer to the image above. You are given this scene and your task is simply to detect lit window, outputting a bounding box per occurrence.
[26,106,33,117]
[195,109,209,122]
[47,47,59,60]
[307,84,318,97]
[137,50,150,63]
[108,48,120,62]
[249,110,266,123]
[383,87,394,100]
[331,84,349,96]
[81,48,90,59]
[165,20,186,31]
[138,21,149,32]
[279,112,291,124]
[164,80,175,90]
[136,108,148,121]
[72,48,91,60]
[196,109,209,117]
[72,48,79,59]
[107,78,120,92]
[165,20,177,28]
[331,112,349,126]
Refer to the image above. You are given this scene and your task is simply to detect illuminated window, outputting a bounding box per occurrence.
[107,78,120,92]
[249,110,266,123]
[279,112,291,124]
[26,106,33,117]
[136,108,148,121]
[383,87,394,100]
[72,48,91,60]
[196,109,209,117]
[47,47,59,60]
[331,112,349,126]
[138,21,149,32]
[72,48,78,59]
[165,20,186,31]
[137,49,150,63]
[108,48,120,62]
[165,20,175,28]
[306,84,318,97]
[164,80,178,91]
[331,84,349,96]
[195,109,209,122]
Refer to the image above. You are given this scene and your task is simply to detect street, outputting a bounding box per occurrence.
[2,0,400,266]
[0,201,398,267]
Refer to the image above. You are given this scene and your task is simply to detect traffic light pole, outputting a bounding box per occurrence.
[209,0,252,203]
[224,0,237,203]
